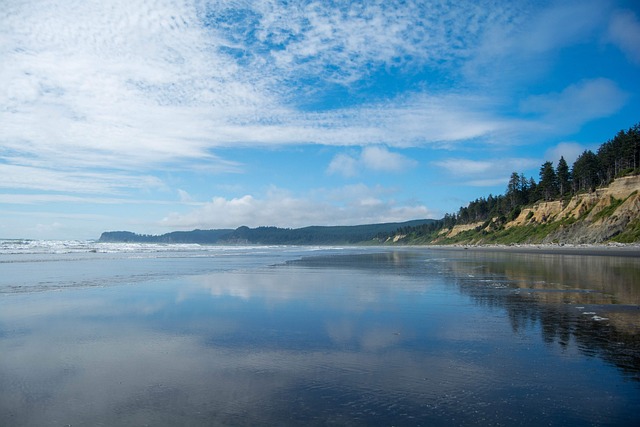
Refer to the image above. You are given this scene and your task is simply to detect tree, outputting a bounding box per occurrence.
[538,161,558,201]
[572,150,600,192]
[527,177,539,202]
[597,138,617,182]
[443,213,456,229]
[631,123,640,171]
[597,125,640,180]
[506,172,522,210]
[556,156,571,198]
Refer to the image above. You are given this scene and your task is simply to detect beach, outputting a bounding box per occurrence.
[1,244,639,425]
[428,243,640,257]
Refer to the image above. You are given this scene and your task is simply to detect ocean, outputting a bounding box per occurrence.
[1,241,639,426]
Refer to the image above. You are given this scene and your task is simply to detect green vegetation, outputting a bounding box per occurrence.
[381,122,640,244]
[591,196,624,222]
[99,220,437,245]
[427,220,569,246]
[611,218,640,243]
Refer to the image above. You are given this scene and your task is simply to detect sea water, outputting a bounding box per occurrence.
[1,242,639,426]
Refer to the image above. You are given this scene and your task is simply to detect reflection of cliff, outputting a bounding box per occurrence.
[443,251,640,379]
[448,251,640,305]
[287,250,640,379]
[506,292,640,379]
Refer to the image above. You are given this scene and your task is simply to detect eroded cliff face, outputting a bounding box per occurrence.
[531,175,639,244]
[438,175,640,244]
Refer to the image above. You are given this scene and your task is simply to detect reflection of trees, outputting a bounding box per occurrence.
[443,252,640,380]
[289,249,640,379]
[457,252,640,304]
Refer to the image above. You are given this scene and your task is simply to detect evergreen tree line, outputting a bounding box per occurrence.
[386,122,639,240]
[100,220,437,245]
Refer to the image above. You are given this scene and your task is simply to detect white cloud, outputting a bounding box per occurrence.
[433,159,493,176]
[520,78,628,132]
[177,189,194,203]
[434,157,538,175]
[433,157,539,187]
[361,146,418,172]
[0,194,157,205]
[327,146,417,177]
[256,0,497,85]
[466,0,607,83]
[1,0,635,238]
[2,0,269,166]
[466,178,511,187]
[544,142,589,166]
[0,0,520,187]
[0,164,164,194]
[607,9,640,64]
[321,183,394,204]
[1,1,625,162]
[327,153,360,178]
[160,185,435,229]
[518,0,605,54]
[34,221,65,233]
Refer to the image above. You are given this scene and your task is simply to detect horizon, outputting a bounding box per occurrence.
[2,0,640,240]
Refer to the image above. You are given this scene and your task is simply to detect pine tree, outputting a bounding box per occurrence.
[572,150,600,192]
[539,161,558,201]
[520,173,530,204]
[506,172,522,209]
[528,177,538,202]
[556,156,571,198]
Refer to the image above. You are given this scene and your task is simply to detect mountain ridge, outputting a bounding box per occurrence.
[98,219,436,245]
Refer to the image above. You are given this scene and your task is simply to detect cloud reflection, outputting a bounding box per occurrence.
[2,250,639,425]
[180,261,435,312]
[0,287,490,426]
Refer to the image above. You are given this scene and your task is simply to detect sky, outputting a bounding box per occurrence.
[2,0,640,240]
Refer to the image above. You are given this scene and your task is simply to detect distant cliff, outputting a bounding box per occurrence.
[99,220,437,245]
[406,175,640,245]
[98,229,234,244]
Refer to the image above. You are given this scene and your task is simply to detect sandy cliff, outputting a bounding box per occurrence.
[438,175,640,244]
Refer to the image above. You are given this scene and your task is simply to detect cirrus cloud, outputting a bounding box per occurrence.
[519,78,628,132]
[1,0,637,238]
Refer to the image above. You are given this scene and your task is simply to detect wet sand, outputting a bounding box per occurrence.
[427,244,640,258]
[2,246,639,425]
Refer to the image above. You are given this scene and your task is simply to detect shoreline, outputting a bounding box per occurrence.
[423,243,640,258]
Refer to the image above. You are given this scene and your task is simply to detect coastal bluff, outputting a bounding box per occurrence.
[433,175,640,245]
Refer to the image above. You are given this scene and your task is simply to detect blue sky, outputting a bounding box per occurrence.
[2,0,639,240]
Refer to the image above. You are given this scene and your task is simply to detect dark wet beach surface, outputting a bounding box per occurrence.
[1,245,639,425]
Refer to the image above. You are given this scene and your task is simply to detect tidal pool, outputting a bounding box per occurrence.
[1,246,639,426]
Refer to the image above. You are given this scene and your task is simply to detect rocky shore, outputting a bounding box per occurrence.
[428,242,640,257]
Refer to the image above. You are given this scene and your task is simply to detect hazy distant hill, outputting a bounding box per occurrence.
[98,219,436,245]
